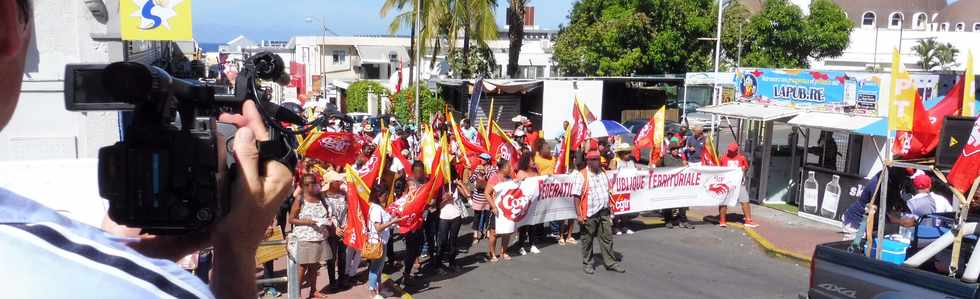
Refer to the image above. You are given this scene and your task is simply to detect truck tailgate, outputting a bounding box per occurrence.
[810,241,978,299]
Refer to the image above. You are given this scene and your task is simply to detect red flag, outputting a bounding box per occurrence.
[394,147,446,233]
[489,122,520,169]
[569,98,593,150]
[919,77,964,152]
[948,116,980,193]
[343,166,371,250]
[357,132,389,184]
[391,139,414,177]
[634,117,656,148]
[301,132,363,167]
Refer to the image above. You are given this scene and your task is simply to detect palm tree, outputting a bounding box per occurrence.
[935,42,960,71]
[381,0,418,83]
[506,0,527,78]
[912,38,939,71]
[448,0,498,77]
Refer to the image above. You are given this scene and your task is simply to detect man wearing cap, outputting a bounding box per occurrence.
[718,143,758,228]
[888,174,954,227]
[573,150,626,274]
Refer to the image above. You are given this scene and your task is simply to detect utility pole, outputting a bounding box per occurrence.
[413,0,423,126]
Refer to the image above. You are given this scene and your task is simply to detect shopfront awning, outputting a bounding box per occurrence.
[696,102,800,121]
[787,112,887,136]
[355,45,409,64]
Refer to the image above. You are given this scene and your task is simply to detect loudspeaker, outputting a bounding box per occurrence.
[936,116,977,169]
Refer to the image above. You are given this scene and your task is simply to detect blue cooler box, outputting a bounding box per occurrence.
[866,238,910,265]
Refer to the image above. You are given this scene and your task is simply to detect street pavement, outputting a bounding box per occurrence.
[264,208,821,299]
[409,216,809,299]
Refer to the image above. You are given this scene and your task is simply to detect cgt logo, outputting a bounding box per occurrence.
[499,187,529,222]
[705,176,731,201]
[611,193,631,213]
[131,0,183,30]
[817,283,856,299]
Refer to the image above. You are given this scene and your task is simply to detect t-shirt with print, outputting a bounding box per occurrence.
[720,154,748,171]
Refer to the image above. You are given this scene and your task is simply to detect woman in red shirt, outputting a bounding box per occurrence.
[718,143,757,228]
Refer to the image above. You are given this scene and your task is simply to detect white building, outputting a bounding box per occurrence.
[797,0,980,73]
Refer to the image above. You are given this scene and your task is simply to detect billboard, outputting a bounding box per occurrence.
[735,69,882,115]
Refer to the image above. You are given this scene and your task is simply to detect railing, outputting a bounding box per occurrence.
[255,237,300,299]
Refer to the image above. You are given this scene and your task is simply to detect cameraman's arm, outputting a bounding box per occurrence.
[210,101,293,299]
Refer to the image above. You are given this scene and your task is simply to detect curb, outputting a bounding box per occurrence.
[642,212,812,264]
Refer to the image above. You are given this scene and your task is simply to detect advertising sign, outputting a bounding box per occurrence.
[798,167,869,223]
[734,68,881,115]
[120,0,194,41]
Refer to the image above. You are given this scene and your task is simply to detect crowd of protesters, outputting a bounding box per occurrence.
[270,107,757,299]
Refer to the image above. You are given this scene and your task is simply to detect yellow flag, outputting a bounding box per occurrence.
[965,51,976,117]
[439,134,452,185]
[888,48,915,131]
[345,165,370,204]
[120,0,194,41]
[653,106,666,149]
[421,126,436,174]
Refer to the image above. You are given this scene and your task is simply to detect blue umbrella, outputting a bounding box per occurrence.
[588,120,630,138]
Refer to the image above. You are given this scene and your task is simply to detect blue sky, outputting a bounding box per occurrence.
[192,0,575,43]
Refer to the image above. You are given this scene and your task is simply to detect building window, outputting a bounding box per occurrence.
[862,11,876,27]
[941,22,950,31]
[913,12,927,30]
[332,50,346,65]
[889,12,903,29]
[974,23,980,32]
[956,22,966,32]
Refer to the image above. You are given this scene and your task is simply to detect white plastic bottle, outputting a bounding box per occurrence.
[821,175,841,219]
[803,171,819,213]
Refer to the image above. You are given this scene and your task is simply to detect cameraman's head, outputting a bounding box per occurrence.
[0,0,33,131]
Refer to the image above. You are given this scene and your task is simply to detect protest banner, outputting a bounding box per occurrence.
[492,166,744,231]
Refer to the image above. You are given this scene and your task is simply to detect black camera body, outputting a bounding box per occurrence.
[65,52,299,234]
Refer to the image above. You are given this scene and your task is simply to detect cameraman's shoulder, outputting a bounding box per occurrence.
[0,188,214,298]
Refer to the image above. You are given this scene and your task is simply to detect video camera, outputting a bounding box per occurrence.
[64,52,303,234]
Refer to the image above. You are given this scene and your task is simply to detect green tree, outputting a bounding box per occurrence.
[449,44,497,78]
[553,0,714,76]
[346,81,389,113]
[913,38,940,71]
[390,85,442,125]
[936,42,960,71]
[740,0,850,68]
[447,0,498,78]
[719,0,752,68]
[381,0,419,84]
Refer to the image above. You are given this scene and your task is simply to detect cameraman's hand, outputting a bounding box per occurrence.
[210,100,293,298]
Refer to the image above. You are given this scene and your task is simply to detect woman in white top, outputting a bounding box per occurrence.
[288,174,332,298]
[367,183,404,299]
[436,180,471,272]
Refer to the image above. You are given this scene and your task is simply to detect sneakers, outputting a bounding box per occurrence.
[606,264,626,273]
[519,247,528,256]
[719,220,727,227]
[625,229,635,234]
[583,264,595,275]
[530,245,541,254]
[616,230,623,235]
[743,220,759,228]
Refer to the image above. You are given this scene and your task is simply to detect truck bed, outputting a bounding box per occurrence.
[809,241,979,299]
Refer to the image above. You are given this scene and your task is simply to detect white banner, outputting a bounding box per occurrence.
[491,166,744,233]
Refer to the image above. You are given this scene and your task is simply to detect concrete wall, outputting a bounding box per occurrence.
[1,0,121,161]
[541,80,604,140]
